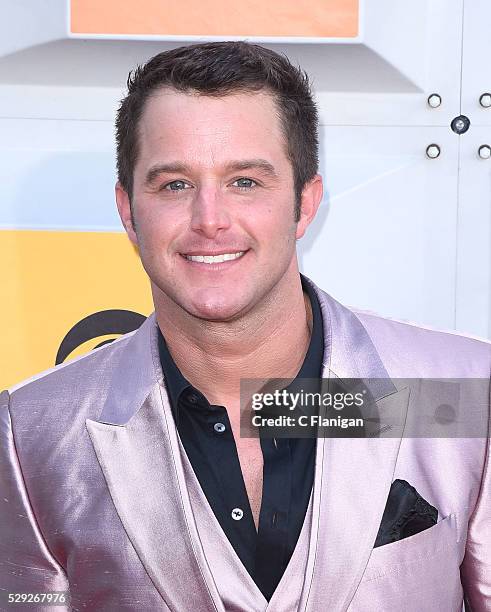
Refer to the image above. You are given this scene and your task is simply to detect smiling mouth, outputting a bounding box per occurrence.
[181,251,247,264]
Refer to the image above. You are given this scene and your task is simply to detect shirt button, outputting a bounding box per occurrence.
[214,422,226,434]
[187,392,199,404]
[231,508,244,521]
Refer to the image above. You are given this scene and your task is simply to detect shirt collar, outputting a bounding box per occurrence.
[158,273,325,417]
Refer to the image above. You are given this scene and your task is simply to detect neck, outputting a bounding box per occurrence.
[153,272,313,406]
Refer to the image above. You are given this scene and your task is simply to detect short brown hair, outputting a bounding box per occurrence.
[115,41,319,222]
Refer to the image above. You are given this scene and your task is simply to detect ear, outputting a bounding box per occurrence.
[115,182,138,246]
[295,174,323,240]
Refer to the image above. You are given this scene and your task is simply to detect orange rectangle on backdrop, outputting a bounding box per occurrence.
[71,0,359,38]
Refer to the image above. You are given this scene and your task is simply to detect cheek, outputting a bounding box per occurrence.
[136,202,186,249]
[241,209,297,264]
[243,195,295,228]
[254,207,297,242]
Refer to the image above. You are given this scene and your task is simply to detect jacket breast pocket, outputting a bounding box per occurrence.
[349,514,464,611]
[361,512,460,583]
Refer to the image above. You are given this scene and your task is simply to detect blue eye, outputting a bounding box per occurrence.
[163,180,190,191]
[233,178,257,189]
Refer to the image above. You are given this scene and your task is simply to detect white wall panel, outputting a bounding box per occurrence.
[461,0,491,127]
[0,118,118,231]
[311,0,463,126]
[0,0,489,339]
[455,0,491,338]
[456,130,491,339]
[299,126,458,329]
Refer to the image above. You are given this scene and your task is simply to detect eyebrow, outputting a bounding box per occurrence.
[145,163,189,185]
[224,159,278,178]
[144,158,279,185]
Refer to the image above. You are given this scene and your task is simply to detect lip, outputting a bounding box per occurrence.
[180,249,248,257]
[180,249,249,268]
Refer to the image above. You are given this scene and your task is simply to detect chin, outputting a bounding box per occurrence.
[183,291,249,322]
[189,303,242,322]
[153,281,253,322]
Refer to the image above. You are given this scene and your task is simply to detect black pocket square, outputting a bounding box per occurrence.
[374,479,438,548]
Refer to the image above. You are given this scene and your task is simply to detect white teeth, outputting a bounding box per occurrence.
[185,251,245,264]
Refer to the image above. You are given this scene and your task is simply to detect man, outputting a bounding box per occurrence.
[0,42,490,611]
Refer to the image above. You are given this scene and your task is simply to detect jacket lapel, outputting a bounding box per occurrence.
[86,314,223,612]
[301,280,409,612]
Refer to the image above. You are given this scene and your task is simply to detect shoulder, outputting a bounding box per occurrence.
[1,330,142,475]
[353,307,491,377]
[5,328,136,422]
[308,276,491,377]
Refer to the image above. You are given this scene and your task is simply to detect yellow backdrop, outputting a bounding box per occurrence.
[0,230,152,389]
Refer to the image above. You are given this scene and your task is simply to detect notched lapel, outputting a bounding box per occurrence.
[319,375,409,439]
[86,384,222,612]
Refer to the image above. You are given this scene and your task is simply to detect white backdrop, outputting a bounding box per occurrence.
[1,0,490,341]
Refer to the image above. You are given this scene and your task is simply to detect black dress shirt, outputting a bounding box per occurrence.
[158,274,324,601]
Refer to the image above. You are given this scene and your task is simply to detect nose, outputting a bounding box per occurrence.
[190,185,231,239]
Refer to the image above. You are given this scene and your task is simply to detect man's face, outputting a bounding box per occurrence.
[117,88,321,322]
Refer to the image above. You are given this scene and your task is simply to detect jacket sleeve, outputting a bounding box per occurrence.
[460,395,491,612]
[0,390,69,612]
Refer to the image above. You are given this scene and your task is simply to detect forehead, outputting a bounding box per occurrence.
[136,88,289,168]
